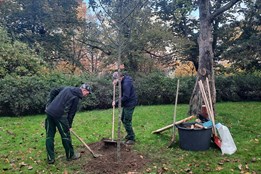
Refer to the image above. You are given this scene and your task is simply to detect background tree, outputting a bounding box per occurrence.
[218,0,261,72]
[189,0,241,116]
[0,27,46,78]
[154,0,199,69]
[87,0,191,74]
[0,0,84,70]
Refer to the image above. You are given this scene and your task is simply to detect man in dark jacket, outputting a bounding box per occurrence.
[112,72,138,145]
[45,83,92,164]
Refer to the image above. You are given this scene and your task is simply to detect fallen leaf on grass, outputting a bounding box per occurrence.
[192,163,199,167]
[251,158,256,162]
[203,168,211,172]
[19,162,27,168]
[6,130,15,136]
[224,158,230,162]
[184,168,191,172]
[145,168,151,172]
[162,166,168,171]
[28,166,33,170]
[238,164,242,170]
[215,166,223,171]
[218,162,224,165]
[245,164,249,170]
[5,158,10,163]
[10,163,16,168]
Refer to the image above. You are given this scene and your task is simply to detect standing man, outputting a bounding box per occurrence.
[45,83,92,164]
[112,72,138,145]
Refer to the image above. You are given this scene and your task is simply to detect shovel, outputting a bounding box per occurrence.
[70,130,102,158]
[103,84,117,146]
[168,79,180,148]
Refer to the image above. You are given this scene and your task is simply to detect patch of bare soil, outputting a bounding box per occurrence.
[82,140,150,174]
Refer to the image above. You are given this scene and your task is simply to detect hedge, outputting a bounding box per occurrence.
[0,72,260,116]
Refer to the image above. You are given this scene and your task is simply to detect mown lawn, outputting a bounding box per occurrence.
[0,102,260,174]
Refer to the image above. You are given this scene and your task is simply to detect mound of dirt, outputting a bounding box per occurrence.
[82,140,150,174]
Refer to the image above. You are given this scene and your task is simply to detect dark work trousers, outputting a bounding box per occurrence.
[121,106,135,141]
[45,115,74,161]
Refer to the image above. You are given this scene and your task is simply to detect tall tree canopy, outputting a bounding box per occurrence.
[87,0,191,73]
[0,0,83,68]
[219,0,261,72]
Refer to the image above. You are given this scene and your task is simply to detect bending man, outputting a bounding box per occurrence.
[45,83,92,164]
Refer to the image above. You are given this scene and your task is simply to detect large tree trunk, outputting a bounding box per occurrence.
[189,0,216,116]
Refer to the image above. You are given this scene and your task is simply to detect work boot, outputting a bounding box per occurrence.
[48,159,55,164]
[125,140,135,145]
[68,152,81,161]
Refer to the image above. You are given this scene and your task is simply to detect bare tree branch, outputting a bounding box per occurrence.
[210,0,241,21]
[144,49,176,59]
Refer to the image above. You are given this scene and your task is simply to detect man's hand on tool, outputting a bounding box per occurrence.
[113,79,119,86]
[112,101,115,107]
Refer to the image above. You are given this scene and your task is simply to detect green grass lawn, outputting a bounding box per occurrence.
[0,102,260,173]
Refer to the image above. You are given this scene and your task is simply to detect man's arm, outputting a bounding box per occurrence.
[67,97,80,128]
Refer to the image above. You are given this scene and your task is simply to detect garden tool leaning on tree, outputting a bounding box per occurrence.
[198,78,221,149]
[168,79,180,148]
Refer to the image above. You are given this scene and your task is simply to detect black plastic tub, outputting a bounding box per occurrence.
[176,122,212,151]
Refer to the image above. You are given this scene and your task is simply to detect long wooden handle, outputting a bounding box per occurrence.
[112,84,116,140]
[198,80,217,135]
[70,130,95,156]
[206,78,217,135]
[206,78,213,114]
[171,79,180,142]
[152,115,196,134]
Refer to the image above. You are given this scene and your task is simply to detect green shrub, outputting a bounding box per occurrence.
[134,73,195,105]
[216,76,240,101]
[216,74,261,101]
[81,76,113,110]
[0,75,49,116]
[1,72,260,116]
[0,73,88,116]
[234,74,261,100]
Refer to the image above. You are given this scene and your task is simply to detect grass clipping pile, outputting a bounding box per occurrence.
[81,141,150,174]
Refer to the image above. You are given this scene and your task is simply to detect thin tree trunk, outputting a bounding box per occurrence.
[116,44,122,162]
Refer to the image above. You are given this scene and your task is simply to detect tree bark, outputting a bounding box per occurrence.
[189,0,241,116]
[189,0,216,116]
